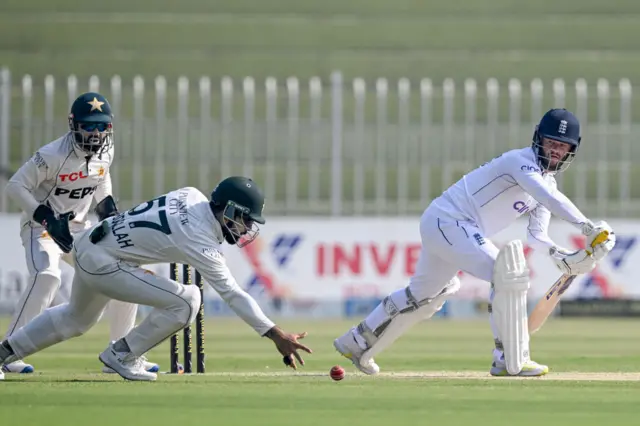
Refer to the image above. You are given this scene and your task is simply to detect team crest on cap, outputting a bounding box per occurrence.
[87,97,105,112]
[558,120,568,134]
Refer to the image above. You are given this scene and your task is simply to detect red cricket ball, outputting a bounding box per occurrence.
[330,365,345,381]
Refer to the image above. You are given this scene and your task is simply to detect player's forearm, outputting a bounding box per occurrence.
[5,179,41,218]
[526,229,555,252]
[512,160,588,227]
[527,208,555,251]
[521,181,587,227]
[545,192,586,226]
[217,286,276,335]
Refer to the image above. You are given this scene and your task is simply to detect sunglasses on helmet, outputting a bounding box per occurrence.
[80,122,110,132]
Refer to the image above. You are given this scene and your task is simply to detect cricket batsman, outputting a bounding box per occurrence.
[334,108,616,377]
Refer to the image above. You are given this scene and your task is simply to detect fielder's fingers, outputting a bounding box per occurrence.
[283,354,297,370]
[289,356,298,370]
[293,350,305,366]
[294,341,313,353]
[295,331,308,339]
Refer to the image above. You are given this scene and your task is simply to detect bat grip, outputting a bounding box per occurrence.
[585,230,609,255]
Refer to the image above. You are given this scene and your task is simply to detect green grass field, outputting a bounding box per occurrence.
[2,318,639,425]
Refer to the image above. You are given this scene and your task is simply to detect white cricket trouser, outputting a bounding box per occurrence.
[410,204,504,357]
[409,205,499,299]
[361,203,504,357]
[4,225,140,345]
[8,230,201,359]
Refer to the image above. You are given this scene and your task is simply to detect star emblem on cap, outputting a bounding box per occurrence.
[88,97,104,112]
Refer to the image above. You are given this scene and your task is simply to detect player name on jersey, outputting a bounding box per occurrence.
[110,213,134,248]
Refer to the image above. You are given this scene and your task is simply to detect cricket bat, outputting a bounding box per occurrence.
[528,230,609,334]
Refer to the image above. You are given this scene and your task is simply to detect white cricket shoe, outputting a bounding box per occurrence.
[102,355,159,374]
[490,357,549,377]
[334,328,380,375]
[98,343,157,381]
[2,360,34,374]
[0,369,4,380]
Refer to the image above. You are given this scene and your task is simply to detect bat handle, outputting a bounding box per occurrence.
[585,230,609,256]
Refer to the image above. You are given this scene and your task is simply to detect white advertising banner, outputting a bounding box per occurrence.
[0,215,636,317]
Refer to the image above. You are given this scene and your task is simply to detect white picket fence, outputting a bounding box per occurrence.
[0,67,636,216]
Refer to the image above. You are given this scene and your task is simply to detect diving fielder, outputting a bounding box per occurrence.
[334,108,617,376]
[0,177,312,381]
[2,92,158,374]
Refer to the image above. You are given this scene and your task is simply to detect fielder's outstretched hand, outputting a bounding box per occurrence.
[264,326,312,370]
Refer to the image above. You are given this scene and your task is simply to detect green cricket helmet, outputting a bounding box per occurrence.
[68,92,114,155]
[210,176,266,247]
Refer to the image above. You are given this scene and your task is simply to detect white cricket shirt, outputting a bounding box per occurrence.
[96,187,276,335]
[6,133,114,232]
[431,147,588,250]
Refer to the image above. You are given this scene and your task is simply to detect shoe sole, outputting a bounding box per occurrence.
[490,366,549,377]
[98,354,157,382]
[103,365,159,374]
[2,364,34,374]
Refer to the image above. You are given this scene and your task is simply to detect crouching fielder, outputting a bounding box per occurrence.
[0,177,311,381]
[334,108,616,377]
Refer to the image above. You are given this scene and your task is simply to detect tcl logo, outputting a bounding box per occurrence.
[59,171,88,182]
[54,186,97,199]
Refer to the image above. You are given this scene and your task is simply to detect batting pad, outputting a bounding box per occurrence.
[492,240,531,375]
[360,277,460,365]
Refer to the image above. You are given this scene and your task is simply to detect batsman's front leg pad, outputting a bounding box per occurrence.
[491,240,530,375]
[358,277,460,365]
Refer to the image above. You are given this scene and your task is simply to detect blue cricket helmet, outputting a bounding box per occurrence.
[532,108,581,172]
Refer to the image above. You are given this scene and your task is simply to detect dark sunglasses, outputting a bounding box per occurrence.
[80,122,110,132]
